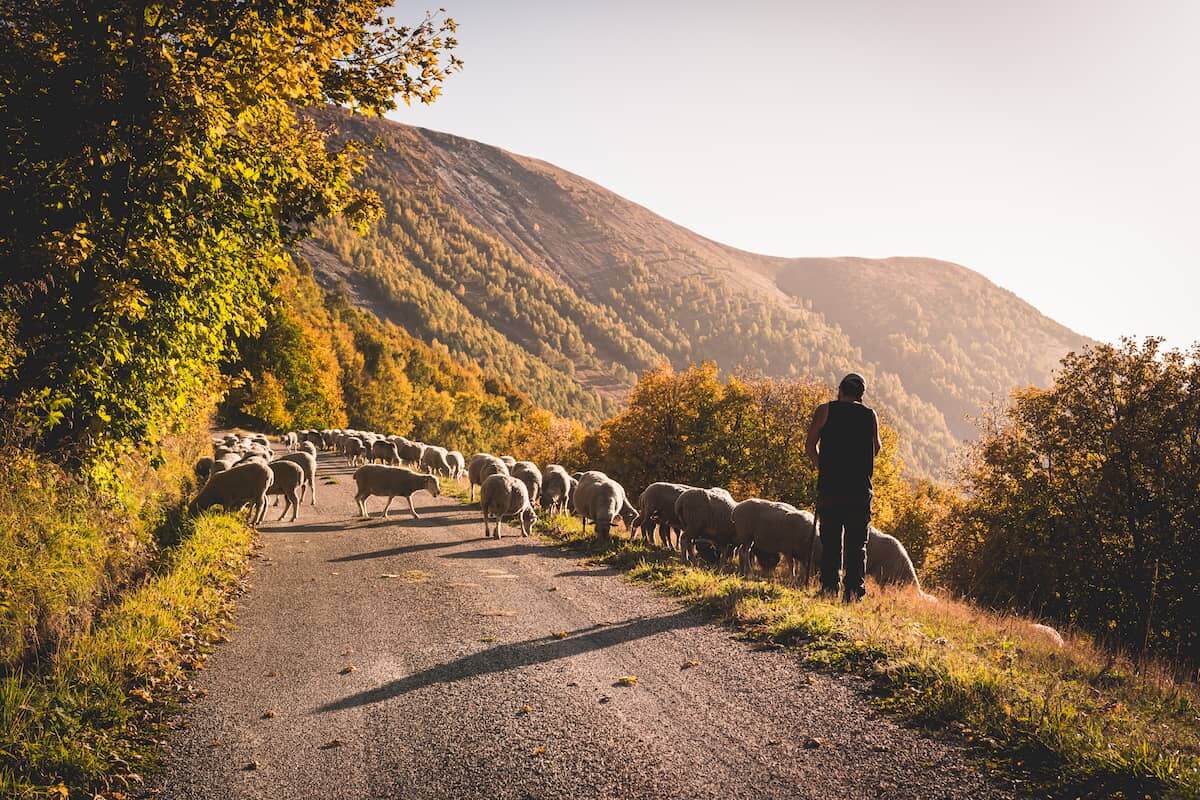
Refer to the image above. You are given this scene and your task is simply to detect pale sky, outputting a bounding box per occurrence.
[388,0,1199,348]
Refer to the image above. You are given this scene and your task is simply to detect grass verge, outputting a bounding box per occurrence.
[444,483,1198,800]
[0,511,254,799]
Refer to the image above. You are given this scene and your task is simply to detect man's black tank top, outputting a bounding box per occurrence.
[817,400,875,503]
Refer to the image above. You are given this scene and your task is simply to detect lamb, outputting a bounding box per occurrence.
[352,465,440,519]
[539,465,576,514]
[371,439,401,466]
[732,498,819,579]
[510,461,542,505]
[468,454,509,501]
[633,482,694,548]
[420,445,453,476]
[189,461,274,526]
[266,459,305,522]
[275,451,318,505]
[675,487,738,564]
[446,450,466,479]
[573,471,637,538]
[479,474,536,539]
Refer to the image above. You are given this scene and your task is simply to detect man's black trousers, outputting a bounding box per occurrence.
[818,502,871,600]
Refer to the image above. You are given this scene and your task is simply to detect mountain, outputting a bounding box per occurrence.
[299,107,1089,475]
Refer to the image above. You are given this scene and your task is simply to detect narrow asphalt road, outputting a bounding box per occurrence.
[158,449,1019,800]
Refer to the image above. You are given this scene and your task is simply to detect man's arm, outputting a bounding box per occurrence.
[805,403,828,467]
[872,409,882,457]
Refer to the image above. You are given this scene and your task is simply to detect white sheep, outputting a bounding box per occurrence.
[343,437,367,466]
[573,471,636,538]
[499,455,517,469]
[480,474,536,539]
[275,451,318,505]
[732,498,818,579]
[675,487,738,564]
[266,459,305,522]
[189,461,274,526]
[446,450,466,479]
[371,439,401,466]
[352,464,440,519]
[634,482,695,548]
[396,439,426,467]
[468,454,509,501]
[420,445,453,476]
[510,461,542,505]
[539,465,575,514]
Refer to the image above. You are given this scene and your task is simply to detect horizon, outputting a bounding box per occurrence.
[389,0,1199,350]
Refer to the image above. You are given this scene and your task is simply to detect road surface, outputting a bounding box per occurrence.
[158,448,1019,799]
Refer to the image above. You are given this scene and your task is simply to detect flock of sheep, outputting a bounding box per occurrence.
[186,427,926,595]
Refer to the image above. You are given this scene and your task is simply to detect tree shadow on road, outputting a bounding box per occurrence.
[328,540,464,562]
[439,542,578,561]
[315,609,703,713]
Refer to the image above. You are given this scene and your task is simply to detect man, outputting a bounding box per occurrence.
[805,373,881,602]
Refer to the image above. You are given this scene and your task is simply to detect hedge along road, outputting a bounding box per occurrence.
[159,447,1020,800]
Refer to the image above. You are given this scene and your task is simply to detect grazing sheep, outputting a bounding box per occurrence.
[499,455,517,469]
[675,487,738,564]
[396,439,426,467]
[808,525,929,597]
[633,482,694,548]
[468,454,509,501]
[352,465,440,519]
[275,451,318,505]
[189,461,274,526]
[510,461,542,505]
[371,439,401,466]
[479,474,536,539]
[446,450,466,479]
[420,445,453,476]
[266,459,305,522]
[732,499,818,579]
[1029,623,1065,648]
[573,471,637,538]
[539,465,575,514]
[194,456,214,483]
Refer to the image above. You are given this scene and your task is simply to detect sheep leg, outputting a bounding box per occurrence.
[356,494,369,519]
[406,495,420,519]
[381,496,394,518]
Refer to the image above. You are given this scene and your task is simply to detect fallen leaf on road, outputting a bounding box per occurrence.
[130,688,153,703]
[263,670,278,678]
[340,648,354,656]
[447,581,481,588]
[547,586,558,592]
[243,761,259,771]
[803,736,824,749]
[517,705,535,715]
[598,696,611,704]
[206,739,221,748]
[480,610,516,617]
[681,659,701,669]
[260,710,276,719]
[330,572,339,576]
[531,746,546,755]
[379,573,403,579]
[479,636,497,643]
[338,665,357,675]
[552,630,568,639]
[319,739,345,750]
[614,675,638,687]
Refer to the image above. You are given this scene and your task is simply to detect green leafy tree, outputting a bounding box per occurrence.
[0,1,460,461]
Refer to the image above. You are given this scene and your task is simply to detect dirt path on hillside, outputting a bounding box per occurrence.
[157,449,1020,800]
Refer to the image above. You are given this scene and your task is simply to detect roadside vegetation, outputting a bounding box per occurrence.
[522,510,1200,799]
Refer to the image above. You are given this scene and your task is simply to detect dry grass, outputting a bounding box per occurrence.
[525,511,1200,799]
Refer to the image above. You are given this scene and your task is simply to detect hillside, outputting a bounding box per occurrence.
[302,107,1089,474]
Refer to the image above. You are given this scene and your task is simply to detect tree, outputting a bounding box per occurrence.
[0,1,460,461]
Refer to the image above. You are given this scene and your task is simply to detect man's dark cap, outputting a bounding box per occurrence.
[839,373,866,397]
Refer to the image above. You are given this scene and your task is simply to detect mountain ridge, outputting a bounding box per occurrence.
[302,107,1090,474]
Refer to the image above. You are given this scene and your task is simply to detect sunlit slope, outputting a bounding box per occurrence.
[303,107,1086,475]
